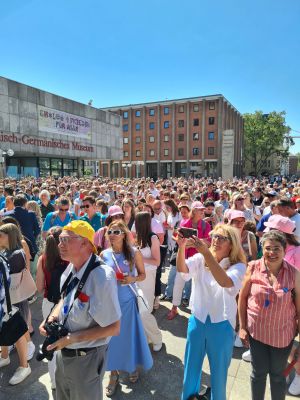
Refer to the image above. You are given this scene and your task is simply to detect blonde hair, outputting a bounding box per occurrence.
[231,192,245,210]
[210,223,247,266]
[27,200,42,219]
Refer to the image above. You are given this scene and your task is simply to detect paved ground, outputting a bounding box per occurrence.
[0,269,298,400]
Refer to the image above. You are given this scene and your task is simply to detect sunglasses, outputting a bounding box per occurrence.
[210,233,230,243]
[80,204,90,209]
[107,229,124,236]
[236,198,245,201]
[59,208,69,212]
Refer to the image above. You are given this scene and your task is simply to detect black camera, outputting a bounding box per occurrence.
[36,321,68,361]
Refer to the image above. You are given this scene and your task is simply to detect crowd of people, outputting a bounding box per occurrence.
[0,174,300,400]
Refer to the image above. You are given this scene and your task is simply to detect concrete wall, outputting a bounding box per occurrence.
[0,77,122,160]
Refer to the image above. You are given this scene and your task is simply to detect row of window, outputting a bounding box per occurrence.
[123,147,215,157]
[123,132,215,144]
[123,102,215,119]
[123,117,215,132]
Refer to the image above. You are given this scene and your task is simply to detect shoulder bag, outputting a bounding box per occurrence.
[0,255,28,346]
[9,252,37,304]
[111,252,149,314]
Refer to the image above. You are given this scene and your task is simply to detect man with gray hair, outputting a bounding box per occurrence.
[40,220,121,400]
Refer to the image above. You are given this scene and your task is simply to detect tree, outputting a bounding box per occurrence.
[243,111,293,176]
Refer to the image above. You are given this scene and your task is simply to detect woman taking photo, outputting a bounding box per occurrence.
[135,212,162,352]
[36,226,69,390]
[101,220,152,396]
[177,224,246,400]
[167,201,211,320]
[239,230,300,400]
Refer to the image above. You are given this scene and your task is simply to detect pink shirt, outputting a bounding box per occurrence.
[181,218,211,258]
[247,258,297,348]
[285,245,300,270]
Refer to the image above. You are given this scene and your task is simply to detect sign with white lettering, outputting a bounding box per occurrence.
[38,106,91,139]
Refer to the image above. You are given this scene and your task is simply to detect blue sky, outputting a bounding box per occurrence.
[1,0,300,152]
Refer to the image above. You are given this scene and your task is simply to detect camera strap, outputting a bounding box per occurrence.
[62,253,103,325]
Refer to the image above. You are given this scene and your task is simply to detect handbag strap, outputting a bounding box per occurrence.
[0,255,12,315]
[111,252,123,275]
[62,254,102,325]
[111,251,138,297]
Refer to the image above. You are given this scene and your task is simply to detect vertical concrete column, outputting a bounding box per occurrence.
[142,107,146,177]
[157,106,161,177]
[201,100,206,175]
[217,97,224,177]
[186,102,190,176]
[171,103,176,176]
[78,158,83,177]
[129,108,133,179]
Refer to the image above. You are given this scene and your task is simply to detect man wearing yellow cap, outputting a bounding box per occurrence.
[39,220,121,400]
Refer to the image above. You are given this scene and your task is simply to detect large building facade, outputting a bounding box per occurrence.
[0,77,122,178]
[101,95,243,179]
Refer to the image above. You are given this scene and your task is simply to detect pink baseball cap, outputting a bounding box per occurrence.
[191,201,205,210]
[264,214,296,234]
[228,210,246,222]
[108,205,124,217]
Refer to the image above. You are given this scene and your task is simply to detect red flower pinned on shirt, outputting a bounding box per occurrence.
[78,292,89,303]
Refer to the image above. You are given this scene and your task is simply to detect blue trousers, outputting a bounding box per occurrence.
[182,315,234,400]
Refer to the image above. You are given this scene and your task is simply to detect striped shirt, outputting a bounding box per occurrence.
[247,258,297,348]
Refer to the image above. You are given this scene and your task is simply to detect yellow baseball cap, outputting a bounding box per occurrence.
[63,220,97,253]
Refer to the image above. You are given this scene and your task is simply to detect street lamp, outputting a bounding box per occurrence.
[0,148,14,178]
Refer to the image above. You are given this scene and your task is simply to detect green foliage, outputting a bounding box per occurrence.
[243,111,293,176]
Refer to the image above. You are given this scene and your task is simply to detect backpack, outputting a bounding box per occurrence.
[50,211,76,228]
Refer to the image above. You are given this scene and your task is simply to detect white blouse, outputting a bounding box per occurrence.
[182,255,246,329]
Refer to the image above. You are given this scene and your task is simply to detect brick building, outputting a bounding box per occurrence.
[101,95,243,179]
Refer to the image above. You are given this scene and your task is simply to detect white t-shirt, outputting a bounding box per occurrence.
[131,218,164,235]
[181,254,246,329]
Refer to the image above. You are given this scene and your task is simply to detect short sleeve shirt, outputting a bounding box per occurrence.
[43,212,77,232]
[182,254,246,329]
[59,255,121,349]
[80,212,104,231]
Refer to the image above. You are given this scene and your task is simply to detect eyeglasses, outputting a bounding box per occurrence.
[210,233,230,243]
[59,208,69,212]
[80,204,90,209]
[236,198,245,202]
[107,229,124,236]
[59,236,82,244]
